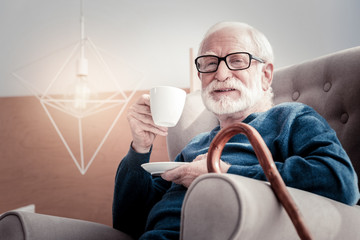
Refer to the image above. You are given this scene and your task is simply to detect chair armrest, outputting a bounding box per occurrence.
[181,173,360,240]
[0,211,133,240]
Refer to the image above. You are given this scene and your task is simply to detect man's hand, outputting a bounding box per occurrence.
[161,153,231,188]
[127,94,168,153]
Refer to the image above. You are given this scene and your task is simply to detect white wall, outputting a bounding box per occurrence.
[1,0,359,97]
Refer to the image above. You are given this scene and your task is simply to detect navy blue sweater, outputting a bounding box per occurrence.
[113,102,359,239]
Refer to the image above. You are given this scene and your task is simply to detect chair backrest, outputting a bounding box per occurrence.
[271,47,360,185]
[167,47,360,198]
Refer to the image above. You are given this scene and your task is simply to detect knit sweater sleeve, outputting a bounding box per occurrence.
[227,106,359,205]
[112,145,171,239]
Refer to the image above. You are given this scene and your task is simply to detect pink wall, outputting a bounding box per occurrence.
[0,91,169,226]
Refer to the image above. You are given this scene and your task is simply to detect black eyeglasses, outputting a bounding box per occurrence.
[195,52,265,73]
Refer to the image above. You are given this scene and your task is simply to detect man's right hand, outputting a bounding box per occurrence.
[127,94,168,153]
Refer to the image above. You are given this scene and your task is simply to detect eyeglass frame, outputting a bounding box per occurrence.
[194,52,265,73]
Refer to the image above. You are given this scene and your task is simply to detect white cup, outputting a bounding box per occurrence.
[150,86,186,127]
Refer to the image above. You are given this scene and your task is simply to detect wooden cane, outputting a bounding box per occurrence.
[207,123,313,240]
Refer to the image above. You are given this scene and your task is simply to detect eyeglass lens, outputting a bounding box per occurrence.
[196,53,250,72]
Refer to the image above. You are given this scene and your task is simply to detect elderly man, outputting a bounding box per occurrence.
[112,22,359,240]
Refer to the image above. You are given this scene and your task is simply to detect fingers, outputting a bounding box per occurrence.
[161,153,232,187]
[161,166,184,182]
[161,166,193,188]
[128,108,167,136]
[127,94,151,122]
[194,153,231,173]
[133,93,150,108]
[129,95,152,117]
[128,94,167,131]
[127,94,168,153]
[193,153,207,162]
[161,159,209,188]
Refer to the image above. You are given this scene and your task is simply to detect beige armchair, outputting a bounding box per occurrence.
[1,47,360,239]
[167,46,360,239]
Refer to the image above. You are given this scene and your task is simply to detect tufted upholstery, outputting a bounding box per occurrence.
[272,46,360,197]
[167,46,360,203]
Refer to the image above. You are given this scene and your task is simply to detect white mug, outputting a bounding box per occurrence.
[150,86,186,127]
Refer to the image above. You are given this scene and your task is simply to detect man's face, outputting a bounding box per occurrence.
[199,28,266,115]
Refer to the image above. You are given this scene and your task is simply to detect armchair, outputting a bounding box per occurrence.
[1,46,360,239]
[167,46,360,239]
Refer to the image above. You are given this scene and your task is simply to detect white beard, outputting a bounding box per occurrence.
[201,77,263,115]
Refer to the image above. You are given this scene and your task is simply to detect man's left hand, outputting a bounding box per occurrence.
[161,153,230,188]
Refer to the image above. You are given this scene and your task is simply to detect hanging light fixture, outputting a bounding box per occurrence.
[65,0,93,114]
[12,0,143,175]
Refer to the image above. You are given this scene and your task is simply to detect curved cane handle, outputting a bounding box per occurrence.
[207,123,313,240]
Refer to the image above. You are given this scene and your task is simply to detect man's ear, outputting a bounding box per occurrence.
[198,72,203,87]
[261,63,274,91]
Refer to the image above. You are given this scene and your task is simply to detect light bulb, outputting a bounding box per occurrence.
[74,57,90,110]
[63,57,94,114]
[74,76,91,109]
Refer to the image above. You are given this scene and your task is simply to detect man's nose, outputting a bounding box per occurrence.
[215,60,232,81]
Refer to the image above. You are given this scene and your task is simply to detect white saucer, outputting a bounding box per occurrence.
[141,162,189,176]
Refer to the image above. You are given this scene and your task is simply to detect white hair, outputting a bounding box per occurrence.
[198,22,274,63]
